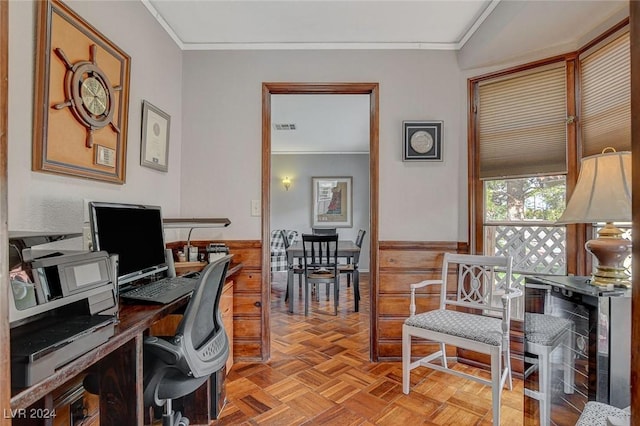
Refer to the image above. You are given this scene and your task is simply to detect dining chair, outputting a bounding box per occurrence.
[402,253,521,426]
[301,233,339,316]
[312,227,337,235]
[270,229,298,273]
[524,312,574,426]
[282,230,304,301]
[575,401,630,426]
[338,229,365,312]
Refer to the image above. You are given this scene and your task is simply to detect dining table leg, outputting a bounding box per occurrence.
[354,268,360,312]
[287,267,294,313]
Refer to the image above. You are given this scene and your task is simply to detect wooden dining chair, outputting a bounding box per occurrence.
[338,229,365,312]
[301,233,339,316]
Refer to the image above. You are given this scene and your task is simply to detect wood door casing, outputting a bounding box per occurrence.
[262,83,379,361]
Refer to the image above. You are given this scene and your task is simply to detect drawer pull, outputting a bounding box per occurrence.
[254,301,262,307]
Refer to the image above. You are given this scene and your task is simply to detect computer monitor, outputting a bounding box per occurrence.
[88,202,168,285]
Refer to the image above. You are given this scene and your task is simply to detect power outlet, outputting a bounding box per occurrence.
[251,199,261,217]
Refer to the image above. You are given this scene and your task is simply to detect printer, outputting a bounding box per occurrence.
[9,233,118,388]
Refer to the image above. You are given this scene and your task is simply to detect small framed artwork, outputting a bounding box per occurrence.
[141,100,170,172]
[312,177,353,228]
[402,120,443,161]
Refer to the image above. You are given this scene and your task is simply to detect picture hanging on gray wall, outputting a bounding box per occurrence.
[402,120,443,162]
[312,177,353,228]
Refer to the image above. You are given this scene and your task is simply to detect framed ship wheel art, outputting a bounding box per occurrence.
[32,0,131,184]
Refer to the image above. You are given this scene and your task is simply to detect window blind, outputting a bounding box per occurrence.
[478,64,567,179]
[580,32,630,157]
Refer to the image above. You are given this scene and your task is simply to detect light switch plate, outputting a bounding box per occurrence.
[251,199,261,216]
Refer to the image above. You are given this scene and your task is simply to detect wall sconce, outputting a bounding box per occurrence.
[282,176,291,191]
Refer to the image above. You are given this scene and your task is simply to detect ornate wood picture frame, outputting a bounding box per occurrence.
[402,120,443,162]
[312,176,353,228]
[32,0,131,184]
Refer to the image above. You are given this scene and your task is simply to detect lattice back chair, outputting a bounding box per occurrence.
[301,233,339,316]
[402,253,521,426]
[338,229,366,312]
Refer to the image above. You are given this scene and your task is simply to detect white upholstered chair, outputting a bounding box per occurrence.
[402,253,521,426]
[524,312,574,426]
[575,401,630,426]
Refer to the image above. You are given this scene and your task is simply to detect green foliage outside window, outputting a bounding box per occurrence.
[485,176,566,222]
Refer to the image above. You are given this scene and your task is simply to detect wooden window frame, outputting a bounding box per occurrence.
[468,19,629,276]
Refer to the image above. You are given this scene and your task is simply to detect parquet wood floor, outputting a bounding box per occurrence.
[213,273,524,425]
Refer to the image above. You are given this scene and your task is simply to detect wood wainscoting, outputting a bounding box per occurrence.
[376,241,523,376]
[168,240,263,362]
[377,241,469,360]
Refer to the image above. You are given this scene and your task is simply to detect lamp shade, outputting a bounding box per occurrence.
[556,150,631,224]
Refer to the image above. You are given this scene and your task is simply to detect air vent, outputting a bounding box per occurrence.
[273,123,296,130]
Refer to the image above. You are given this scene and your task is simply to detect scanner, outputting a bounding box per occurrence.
[9,233,118,388]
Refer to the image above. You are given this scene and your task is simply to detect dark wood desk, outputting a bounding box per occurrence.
[10,262,242,425]
[286,240,361,313]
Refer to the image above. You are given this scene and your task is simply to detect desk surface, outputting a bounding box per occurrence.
[10,262,242,411]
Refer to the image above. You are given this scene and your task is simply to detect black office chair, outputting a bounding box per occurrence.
[143,255,231,426]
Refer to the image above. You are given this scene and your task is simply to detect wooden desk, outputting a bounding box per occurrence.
[10,262,242,425]
[286,240,361,313]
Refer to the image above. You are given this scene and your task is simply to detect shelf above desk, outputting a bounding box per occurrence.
[163,218,230,228]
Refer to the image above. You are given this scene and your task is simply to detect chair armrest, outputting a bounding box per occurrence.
[144,336,182,365]
[409,280,443,316]
[501,287,523,300]
[410,279,442,290]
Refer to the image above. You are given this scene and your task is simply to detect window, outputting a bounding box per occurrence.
[474,64,568,293]
[469,21,630,289]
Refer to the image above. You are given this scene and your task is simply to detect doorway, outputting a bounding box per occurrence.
[261,82,379,361]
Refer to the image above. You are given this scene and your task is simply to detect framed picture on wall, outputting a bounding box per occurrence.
[140,100,170,172]
[402,120,443,161]
[312,177,353,228]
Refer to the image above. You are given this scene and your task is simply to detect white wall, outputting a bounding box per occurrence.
[181,50,465,242]
[271,154,370,270]
[8,1,183,237]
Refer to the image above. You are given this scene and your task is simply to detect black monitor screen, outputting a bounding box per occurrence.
[89,202,167,285]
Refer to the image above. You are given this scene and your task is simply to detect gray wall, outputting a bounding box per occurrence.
[181,49,467,242]
[271,154,370,270]
[8,1,184,239]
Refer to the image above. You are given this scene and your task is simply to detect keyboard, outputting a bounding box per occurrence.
[121,276,198,304]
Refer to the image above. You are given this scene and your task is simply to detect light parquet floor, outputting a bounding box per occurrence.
[213,272,524,425]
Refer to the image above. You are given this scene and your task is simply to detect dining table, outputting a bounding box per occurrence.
[286,239,361,314]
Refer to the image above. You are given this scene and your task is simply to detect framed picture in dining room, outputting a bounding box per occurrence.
[402,120,443,161]
[312,177,353,228]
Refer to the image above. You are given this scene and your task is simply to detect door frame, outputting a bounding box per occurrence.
[261,82,379,360]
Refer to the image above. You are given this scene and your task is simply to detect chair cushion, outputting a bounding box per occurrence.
[404,309,503,346]
[525,313,572,346]
[575,402,630,426]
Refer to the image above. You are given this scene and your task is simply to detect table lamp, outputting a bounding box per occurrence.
[556,148,632,287]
